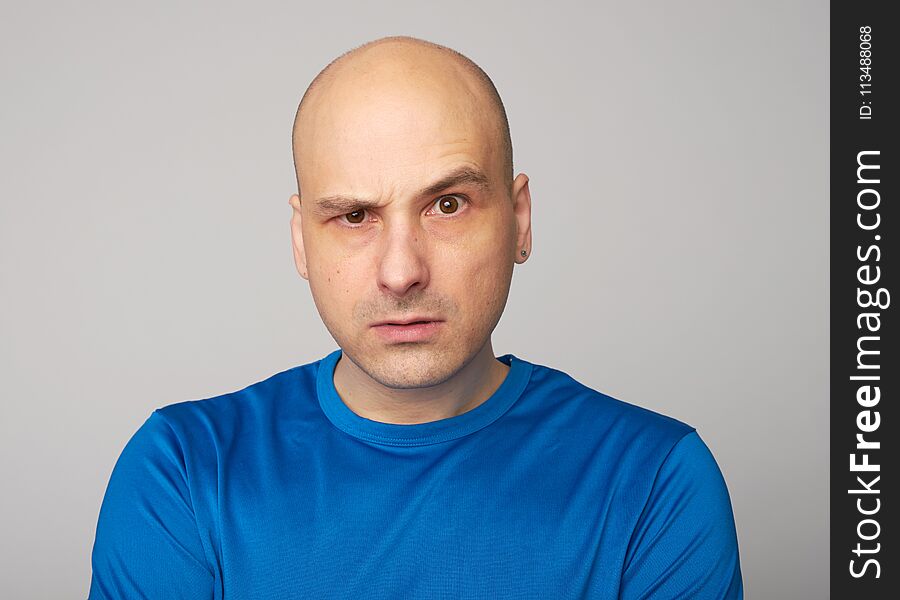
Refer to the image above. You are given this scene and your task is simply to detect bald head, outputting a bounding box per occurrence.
[291,36,513,198]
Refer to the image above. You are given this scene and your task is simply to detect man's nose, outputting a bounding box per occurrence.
[376,219,430,297]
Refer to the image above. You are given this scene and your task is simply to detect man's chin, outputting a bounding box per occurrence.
[349,345,463,390]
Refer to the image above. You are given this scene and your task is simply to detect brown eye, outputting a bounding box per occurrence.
[345,209,365,224]
[437,195,460,214]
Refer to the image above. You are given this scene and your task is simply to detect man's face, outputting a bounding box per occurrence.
[291,64,529,389]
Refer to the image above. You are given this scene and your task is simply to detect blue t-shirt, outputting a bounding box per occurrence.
[88,349,743,599]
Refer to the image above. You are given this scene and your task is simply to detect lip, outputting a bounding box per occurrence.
[370,319,444,343]
[371,315,442,327]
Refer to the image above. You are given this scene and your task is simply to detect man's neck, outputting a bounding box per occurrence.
[332,343,510,425]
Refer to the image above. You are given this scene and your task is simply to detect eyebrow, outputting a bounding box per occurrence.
[311,166,492,215]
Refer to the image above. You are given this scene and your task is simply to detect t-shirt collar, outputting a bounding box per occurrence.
[316,347,533,447]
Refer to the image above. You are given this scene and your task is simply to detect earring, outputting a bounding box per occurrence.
[520,250,527,257]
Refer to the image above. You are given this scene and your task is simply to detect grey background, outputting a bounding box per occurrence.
[0,1,828,597]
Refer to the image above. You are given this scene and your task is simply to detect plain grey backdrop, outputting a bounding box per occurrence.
[0,1,828,597]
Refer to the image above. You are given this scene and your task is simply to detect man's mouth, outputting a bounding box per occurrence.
[371,316,442,327]
[370,319,444,342]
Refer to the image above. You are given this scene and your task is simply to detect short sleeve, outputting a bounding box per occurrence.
[88,410,215,599]
[620,430,743,599]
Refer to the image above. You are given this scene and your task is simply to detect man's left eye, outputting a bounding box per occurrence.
[433,195,466,215]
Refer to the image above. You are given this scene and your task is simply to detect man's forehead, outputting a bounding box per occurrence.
[302,122,496,199]
[297,87,500,198]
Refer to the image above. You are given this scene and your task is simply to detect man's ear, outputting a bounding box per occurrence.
[288,194,309,280]
[511,173,533,264]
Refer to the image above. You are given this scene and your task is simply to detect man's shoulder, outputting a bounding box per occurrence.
[151,354,325,438]
[522,357,695,451]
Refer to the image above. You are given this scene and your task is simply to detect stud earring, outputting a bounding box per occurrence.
[520,250,527,257]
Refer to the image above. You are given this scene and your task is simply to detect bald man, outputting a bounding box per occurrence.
[88,36,743,599]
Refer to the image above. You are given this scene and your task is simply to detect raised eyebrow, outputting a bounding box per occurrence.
[311,166,491,215]
[418,166,492,198]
